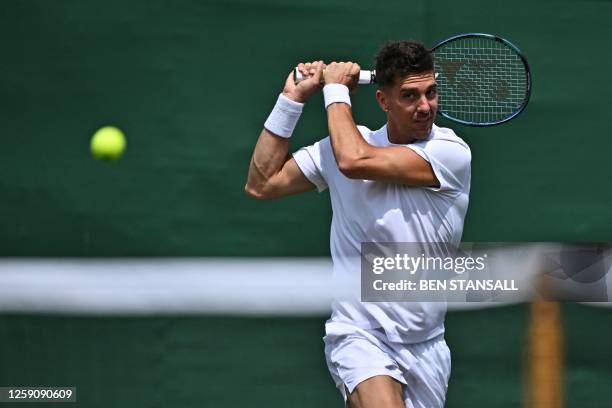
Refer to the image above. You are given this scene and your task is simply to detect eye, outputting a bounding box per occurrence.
[402,92,416,100]
[426,88,438,98]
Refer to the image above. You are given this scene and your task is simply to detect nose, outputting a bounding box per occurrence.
[416,95,430,116]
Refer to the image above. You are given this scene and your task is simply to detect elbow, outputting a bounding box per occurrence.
[337,146,371,179]
[244,183,273,201]
[337,158,363,179]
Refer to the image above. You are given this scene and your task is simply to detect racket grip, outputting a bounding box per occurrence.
[293,67,376,85]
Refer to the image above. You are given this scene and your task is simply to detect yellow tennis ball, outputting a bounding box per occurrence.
[90,126,126,161]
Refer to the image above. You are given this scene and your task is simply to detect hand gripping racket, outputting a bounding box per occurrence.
[294,33,532,126]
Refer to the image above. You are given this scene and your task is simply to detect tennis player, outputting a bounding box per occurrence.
[245,41,471,408]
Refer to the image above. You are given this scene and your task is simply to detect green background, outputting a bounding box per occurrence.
[1,2,611,407]
[1,0,611,256]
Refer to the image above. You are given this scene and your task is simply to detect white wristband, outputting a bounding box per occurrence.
[263,93,304,138]
[323,84,351,109]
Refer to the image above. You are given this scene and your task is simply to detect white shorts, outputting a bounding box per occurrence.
[323,322,451,408]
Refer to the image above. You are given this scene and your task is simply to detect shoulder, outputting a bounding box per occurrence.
[428,125,470,153]
[410,125,472,163]
[407,126,471,192]
[409,125,472,172]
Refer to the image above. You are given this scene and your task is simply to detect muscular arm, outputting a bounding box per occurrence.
[245,61,326,200]
[327,103,438,187]
[244,128,315,200]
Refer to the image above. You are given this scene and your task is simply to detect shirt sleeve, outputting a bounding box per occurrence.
[292,138,329,192]
[406,139,471,194]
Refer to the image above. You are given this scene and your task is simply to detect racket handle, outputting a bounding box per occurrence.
[293,67,376,85]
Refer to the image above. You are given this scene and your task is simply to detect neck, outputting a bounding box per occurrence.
[386,118,417,144]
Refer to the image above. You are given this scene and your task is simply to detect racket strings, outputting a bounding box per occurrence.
[434,37,529,124]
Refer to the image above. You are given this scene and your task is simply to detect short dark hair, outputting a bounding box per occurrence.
[374,41,433,89]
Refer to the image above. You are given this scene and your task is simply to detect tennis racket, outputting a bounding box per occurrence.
[294,33,532,126]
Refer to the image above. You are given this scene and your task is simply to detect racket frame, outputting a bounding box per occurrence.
[431,32,532,127]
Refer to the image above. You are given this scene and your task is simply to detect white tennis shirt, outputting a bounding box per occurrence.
[293,123,471,343]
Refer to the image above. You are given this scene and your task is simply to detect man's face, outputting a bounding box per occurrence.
[378,71,438,140]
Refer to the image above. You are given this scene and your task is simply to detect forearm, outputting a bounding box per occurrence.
[327,103,372,169]
[245,91,305,197]
[245,129,290,194]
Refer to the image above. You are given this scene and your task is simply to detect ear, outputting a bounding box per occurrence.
[375,89,389,112]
